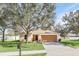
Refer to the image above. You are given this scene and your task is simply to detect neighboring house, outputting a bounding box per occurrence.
[67,33,79,40]
[0,29,19,41]
[6,35,19,41]
[0,35,19,41]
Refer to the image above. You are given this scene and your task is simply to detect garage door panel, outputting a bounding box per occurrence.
[41,35,57,42]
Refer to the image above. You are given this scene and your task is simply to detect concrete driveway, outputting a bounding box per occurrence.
[43,42,79,56]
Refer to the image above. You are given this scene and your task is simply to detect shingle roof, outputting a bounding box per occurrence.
[30,28,58,35]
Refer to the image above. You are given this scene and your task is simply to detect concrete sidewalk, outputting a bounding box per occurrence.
[0,50,46,56]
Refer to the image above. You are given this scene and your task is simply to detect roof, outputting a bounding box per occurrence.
[30,28,58,35]
[30,28,45,34]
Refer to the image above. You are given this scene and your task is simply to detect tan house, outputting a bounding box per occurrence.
[28,29,60,42]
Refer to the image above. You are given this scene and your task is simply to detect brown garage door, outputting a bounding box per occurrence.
[41,35,57,42]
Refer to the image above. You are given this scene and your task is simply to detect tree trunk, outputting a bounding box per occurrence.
[2,29,5,42]
[15,31,16,41]
[25,35,28,43]
[19,41,21,56]
[25,30,29,43]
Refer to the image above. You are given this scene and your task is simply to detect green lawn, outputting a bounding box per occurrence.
[60,38,79,48]
[17,53,46,56]
[0,40,44,52]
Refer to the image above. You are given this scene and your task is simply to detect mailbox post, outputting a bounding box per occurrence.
[17,41,21,56]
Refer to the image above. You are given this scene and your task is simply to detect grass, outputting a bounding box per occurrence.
[17,53,46,56]
[0,40,44,52]
[60,38,79,48]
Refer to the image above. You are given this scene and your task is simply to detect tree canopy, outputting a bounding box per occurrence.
[0,3,55,42]
[62,10,79,35]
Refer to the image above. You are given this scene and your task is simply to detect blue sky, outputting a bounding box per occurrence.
[56,3,79,24]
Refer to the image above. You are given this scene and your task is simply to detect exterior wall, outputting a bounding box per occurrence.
[57,34,61,41]
[30,34,58,42]
[27,33,59,42]
[28,34,42,42]
[38,35,42,41]
[27,34,33,42]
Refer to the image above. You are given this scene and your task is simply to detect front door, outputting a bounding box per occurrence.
[35,35,38,42]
